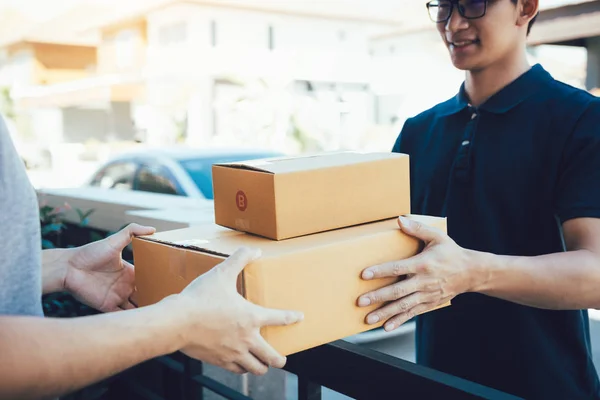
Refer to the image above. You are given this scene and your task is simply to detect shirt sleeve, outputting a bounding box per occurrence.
[391,118,414,154]
[554,99,600,223]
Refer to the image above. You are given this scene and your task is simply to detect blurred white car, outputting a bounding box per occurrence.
[84,147,283,199]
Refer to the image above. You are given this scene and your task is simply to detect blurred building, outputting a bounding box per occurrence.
[0,0,598,164]
[2,0,405,155]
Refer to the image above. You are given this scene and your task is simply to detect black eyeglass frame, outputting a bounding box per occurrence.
[425,0,489,23]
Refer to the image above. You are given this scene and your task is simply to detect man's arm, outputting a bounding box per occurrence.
[1,248,302,400]
[0,300,180,400]
[358,216,600,331]
[475,217,600,310]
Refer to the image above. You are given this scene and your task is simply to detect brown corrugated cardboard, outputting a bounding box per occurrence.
[133,215,448,356]
[212,152,411,240]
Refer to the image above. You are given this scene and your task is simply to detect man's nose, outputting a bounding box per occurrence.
[445,5,469,33]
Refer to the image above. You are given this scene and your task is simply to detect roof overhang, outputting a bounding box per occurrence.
[528,0,600,46]
[13,74,145,109]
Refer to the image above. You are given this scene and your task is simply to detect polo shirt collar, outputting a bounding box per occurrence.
[438,63,552,116]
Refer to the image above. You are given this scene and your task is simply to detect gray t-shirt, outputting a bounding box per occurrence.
[0,115,43,316]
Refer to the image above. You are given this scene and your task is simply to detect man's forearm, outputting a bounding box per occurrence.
[41,249,73,294]
[0,297,183,400]
[473,249,600,310]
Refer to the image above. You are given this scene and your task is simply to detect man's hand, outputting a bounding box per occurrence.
[357,216,479,331]
[169,247,304,375]
[65,223,156,312]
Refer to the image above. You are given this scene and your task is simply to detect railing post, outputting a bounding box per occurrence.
[298,377,322,400]
[184,357,204,400]
[162,358,184,400]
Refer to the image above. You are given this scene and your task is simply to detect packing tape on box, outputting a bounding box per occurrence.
[169,249,187,280]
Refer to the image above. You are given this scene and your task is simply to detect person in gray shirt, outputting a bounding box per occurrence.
[0,115,303,400]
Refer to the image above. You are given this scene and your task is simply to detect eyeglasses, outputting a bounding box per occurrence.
[426,0,488,23]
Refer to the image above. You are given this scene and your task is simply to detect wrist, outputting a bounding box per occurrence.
[155,294,191,352]
[42,248,76,294]
[465,249,496,293]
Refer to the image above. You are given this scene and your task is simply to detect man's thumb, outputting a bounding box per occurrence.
[398,216,441,243]
[219,247,261,277]
[109,223,155,250]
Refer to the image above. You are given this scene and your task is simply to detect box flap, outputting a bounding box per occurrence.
[139,215,445,259]
[138,224,240,257]
[214,151,408,175]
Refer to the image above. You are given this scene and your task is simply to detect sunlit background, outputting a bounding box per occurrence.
[0,0,591,190]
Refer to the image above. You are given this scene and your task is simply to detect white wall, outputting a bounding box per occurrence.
[0,49,36,90]
[29,108,63,145]
[62,107,108,143]
[140,3,388,152]
[144,3,380,83]
[146,3,376,53]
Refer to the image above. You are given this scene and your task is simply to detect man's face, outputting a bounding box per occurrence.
[433,0,523,71]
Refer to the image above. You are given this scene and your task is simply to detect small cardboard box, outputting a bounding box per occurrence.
[132,215,448,356]
[212,152,410,240]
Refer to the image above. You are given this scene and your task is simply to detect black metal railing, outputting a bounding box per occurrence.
[96,340,522,400]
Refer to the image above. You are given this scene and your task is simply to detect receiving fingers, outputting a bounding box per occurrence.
[223,363,248,375]
[218,247,262,278]
[108,224,154,251]
[255,305,304,327]
[236,353,269,376]
[250,334,287,369]
[120,301,136,310]
[128,223,156,236]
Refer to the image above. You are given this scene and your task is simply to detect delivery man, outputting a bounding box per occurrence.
[0,114,302,399]
[358,0,600,398]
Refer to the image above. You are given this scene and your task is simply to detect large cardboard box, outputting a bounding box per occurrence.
[212,152,410,240]
[133,215,448,356]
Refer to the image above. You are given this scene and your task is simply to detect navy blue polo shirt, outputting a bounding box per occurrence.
[393,64,600,399]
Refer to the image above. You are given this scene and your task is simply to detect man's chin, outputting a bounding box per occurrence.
[449,58,479,72]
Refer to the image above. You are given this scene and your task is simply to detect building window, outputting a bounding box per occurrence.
[158,22,188,46]
[211,20,217,47]
[268,25,274,50]
[338,30,347,42]
[115,29,135,69]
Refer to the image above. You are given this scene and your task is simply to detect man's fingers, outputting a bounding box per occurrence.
[398,216,445,244]
[122,260,135,272]
[108,223,156,250]
[218,247,262,278]
[126,223,156,237]
[364,291,440,325]
[223,363,248,375]
[255,305,304,327]
[120,301,136,310]
[250,334,287,369]
[358,277,421,307]
[383,300,443,332]
[362,254,425,280]
[236,353,269,376]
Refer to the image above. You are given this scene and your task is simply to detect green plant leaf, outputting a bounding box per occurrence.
[76,208,95,224]
[41,223,64,235]
[42,239,55,249]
